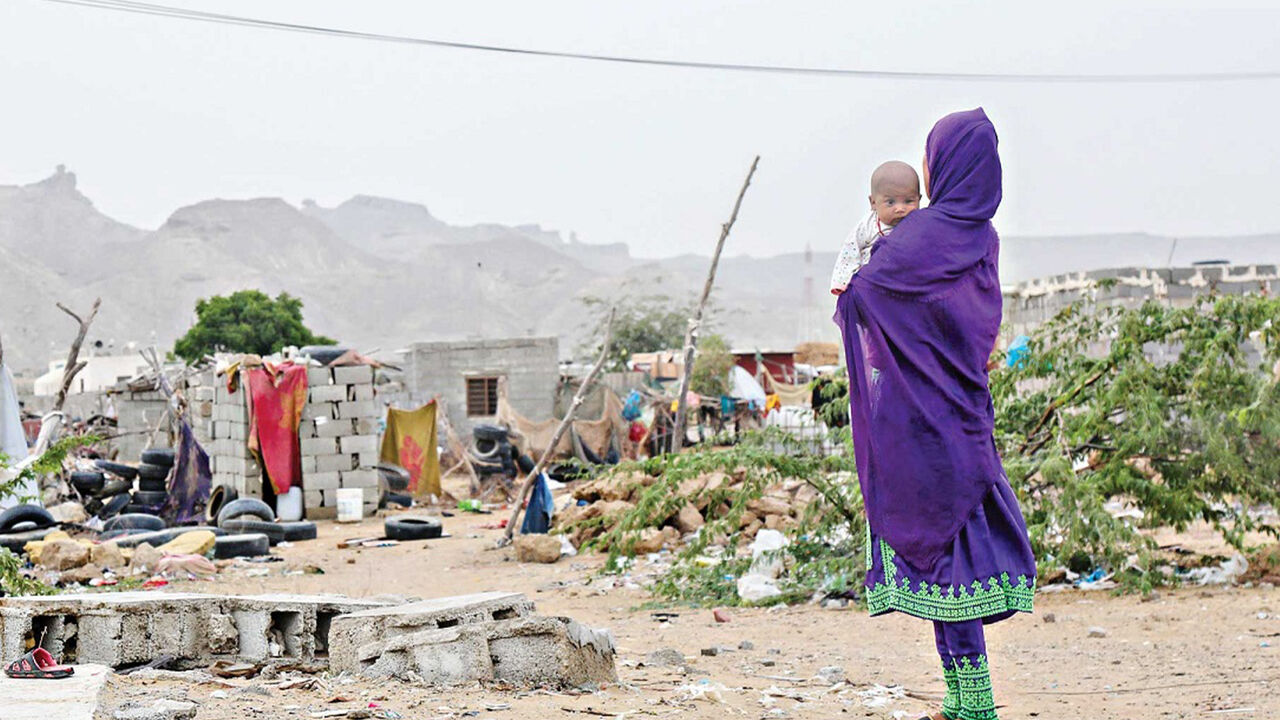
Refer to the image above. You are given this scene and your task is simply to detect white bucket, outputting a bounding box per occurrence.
[276,486,303,522]
[336,488,363,523]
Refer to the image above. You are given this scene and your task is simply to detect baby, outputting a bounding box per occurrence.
[830,160,921,295]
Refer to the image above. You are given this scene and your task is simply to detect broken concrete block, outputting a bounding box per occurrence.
[514,534,562,564]
[487,616,617,689]
[328,592,535,674]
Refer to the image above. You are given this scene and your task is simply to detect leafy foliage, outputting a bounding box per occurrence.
[0,435,101,505]
[578,429,865,606]
[579,295,706,370]
[0,547,54,596]
[172,290,334,363]
[690,334,735,398]
[992,294,1280,582]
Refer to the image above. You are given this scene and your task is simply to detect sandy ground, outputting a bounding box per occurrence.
[92,511,1280,720]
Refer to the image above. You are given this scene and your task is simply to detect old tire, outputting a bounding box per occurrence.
[138,477,168,493]
[70,471,106,495]
[220,518,285,545]
[137,463,170,482]
[384,515,442,541]
[102,512,165,533]
[132,490,168,507]
[279,520,317,542]
[98,493,131,519]
[140,448,176,467]
[94,459,138,480]
[99,478,132,498]
[0,527,55,553]
[376,463,410,492]
[216,497,275,526]
[205,486,239,524]
[381,492,412,509]
[214,533,270,559]
[0,504,56,533]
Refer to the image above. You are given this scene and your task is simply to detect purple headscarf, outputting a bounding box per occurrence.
[834,108,1004,571]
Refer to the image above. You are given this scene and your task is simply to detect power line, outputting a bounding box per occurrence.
[42,0,1280,83]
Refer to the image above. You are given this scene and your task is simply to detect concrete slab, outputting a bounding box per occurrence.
[328,592,535,674]
[0,663,110,720]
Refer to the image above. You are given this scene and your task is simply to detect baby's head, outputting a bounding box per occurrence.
[868,161,921,227]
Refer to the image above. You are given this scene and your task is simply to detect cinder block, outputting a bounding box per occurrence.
[305,471,341,491]
[361,486,379,503]
[357,451,380,469]
[300,437,338,456]
[195,386,214,402]
[340,469,379,489]
[340,435,379,454]
[298,420,316,439]
[307,367,333,386]
[309,384,348,403]
[328,593,536,674]
[355,418,377,435]
[302,403,336,421]
[315,418,354,438]
[333,365,373,386]
[352,384,375,401]
[300,455,316,474]
[316,454,355,473]
[303,489,323,507]
[338,401,377,419]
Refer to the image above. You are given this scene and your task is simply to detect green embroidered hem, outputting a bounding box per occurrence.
[956,655,998,720]
[941,664,961,719]
[866,538,1035,622]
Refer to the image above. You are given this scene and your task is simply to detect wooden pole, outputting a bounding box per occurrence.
[502,308,615,543]
[671,157,759,452]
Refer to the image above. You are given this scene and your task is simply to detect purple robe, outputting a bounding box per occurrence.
[835,109,1035,623]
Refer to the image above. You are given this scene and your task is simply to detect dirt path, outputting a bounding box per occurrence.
[95,512,1280,719]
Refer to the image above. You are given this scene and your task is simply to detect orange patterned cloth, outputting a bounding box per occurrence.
[380,400,441,499]
[246,363,308,494]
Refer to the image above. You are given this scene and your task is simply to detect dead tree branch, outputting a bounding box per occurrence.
[502,308,616,543]
[52,298,101,413]
[671,157,759,452]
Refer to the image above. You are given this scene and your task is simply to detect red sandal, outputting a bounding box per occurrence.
[4,648,74,679]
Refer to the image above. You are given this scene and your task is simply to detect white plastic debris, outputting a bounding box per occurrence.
[736,529,790,602]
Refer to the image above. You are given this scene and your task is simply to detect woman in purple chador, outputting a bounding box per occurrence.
[834,108,1035,720]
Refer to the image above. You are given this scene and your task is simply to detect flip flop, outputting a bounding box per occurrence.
[4,647,75,679]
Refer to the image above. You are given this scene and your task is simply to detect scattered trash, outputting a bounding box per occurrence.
[1088,627,1108,638]
[713,608,732,623]
[816,665,846,685]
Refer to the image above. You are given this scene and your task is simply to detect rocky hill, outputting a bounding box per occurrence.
[1,167,1276,375]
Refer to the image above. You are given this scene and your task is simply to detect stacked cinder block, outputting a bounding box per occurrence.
[207,378,261,498]
[299,364,380,519]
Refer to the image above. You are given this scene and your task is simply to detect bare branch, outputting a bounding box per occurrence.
[53,298,102,413]
[672,157,759,452]
[503,307,617,542]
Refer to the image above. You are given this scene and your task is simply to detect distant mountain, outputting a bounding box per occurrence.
[1,167,1276,375]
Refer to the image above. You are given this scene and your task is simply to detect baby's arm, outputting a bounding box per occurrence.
[830,229,862,295]
[830,212,876,295]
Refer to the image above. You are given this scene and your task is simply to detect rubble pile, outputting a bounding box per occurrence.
[554,470,822,553]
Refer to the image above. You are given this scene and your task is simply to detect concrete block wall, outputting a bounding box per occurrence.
[207,377,261,498]
[400,337,559,436]
[299,364,380,519]
[1004,263,1279,338]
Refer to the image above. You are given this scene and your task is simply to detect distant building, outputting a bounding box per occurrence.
[397,337,560,435]
[733,348,798,385]
[628,350,683,381]
[32,354,149,396]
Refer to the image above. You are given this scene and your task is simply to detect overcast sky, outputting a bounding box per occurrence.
[2,1,1278,258]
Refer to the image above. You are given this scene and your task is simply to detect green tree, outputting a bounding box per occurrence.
[580,295,694,371]
[691,334,735,398]
[172,290,334,363]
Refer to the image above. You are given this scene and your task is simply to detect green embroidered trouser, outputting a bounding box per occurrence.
[933,620,997,720]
